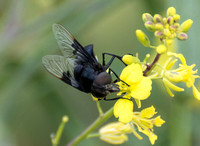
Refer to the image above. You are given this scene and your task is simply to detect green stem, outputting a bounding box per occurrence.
[96,101,103,116]
[67,107,114,146]
[52,116,68,146]
[87,133,100,138]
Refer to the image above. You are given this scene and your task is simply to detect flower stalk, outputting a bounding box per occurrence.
[67,107,114,146]
[143,53,161,76]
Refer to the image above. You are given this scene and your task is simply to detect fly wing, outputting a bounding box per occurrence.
[52,24,75,58]
[52,24,98,65]
[42,55,77,86]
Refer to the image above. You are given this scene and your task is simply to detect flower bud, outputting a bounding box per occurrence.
[167,7,176,16]
[163,29,171,37]
[142,13,153,22]
[122,55,140,65]
[167,16,174,25]
[173,14,180,22]
[99,122,131,144]
[153,14,163,23]
[155,23,164,30]
[156,44,167,54]
[144,21,155,31]
[177,32,188,40]
[169,25,176,31]
[136,29,150,47]
[163,18,167,24]
[166,39,173,46]
[154,31,164,38]
[62,116,69,122]
[180,19,193,32]
[174,23,180,28]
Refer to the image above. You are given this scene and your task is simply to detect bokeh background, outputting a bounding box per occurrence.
[0,0,200,146]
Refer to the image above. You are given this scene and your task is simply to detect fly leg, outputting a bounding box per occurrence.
[103,97,132,101]
[102,53,126,70]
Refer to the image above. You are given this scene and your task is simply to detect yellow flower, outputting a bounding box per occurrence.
[99,122,132,145]
[114,63,152,123]
[113,99,133,123]
[99,106,165,145]
[117,63,152,101]
[132,106,165,145]
[163,52,200,100]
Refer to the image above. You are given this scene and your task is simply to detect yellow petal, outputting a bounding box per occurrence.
[162,78,175,97]
[149,133,158,145]
[162,78,184,92]
[120,63,143,85]
[154,116,165,127]
[130,77,152,100]
[141,106,157,118]
[140,129,158,145]
[114,99,133,123]
[192,85,200,100]
[167,52,187,65]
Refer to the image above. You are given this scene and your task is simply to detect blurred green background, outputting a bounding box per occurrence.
[0,0,200,146]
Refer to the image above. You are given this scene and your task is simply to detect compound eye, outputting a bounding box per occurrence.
[94,72,112,85]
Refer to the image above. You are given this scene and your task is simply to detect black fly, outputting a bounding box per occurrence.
[42,24,120,100]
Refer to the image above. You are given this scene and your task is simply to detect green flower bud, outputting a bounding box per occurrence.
[142,13,153,22]
[180,19,193,32]
[156,44,167,54]
[153,14,163,23]
[136,29,150,47]
[173,14,180,22]
[144,21,155,31]
[167,7,176,16]
[177,32,188,40]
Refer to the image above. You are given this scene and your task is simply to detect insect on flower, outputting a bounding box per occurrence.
[42,24,122,100]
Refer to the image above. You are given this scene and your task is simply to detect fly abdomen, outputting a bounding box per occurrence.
[74,65,97,93]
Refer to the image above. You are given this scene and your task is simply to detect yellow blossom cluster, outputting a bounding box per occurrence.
[99,106,165,145]
[162,52,200,99]
[98,6,199,146]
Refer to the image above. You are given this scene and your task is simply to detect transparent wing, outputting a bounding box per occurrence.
[52,24,75,58]
[42,55,75,79]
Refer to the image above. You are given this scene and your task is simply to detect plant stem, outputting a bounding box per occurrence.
[67,107,114,146]
[96,101,103,116]
[143,53,161,76]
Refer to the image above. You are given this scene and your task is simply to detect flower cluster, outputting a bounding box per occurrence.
[98,6,200,145]
[163,52,200,99]
[143,7,193,42]
[99,106,165,145]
